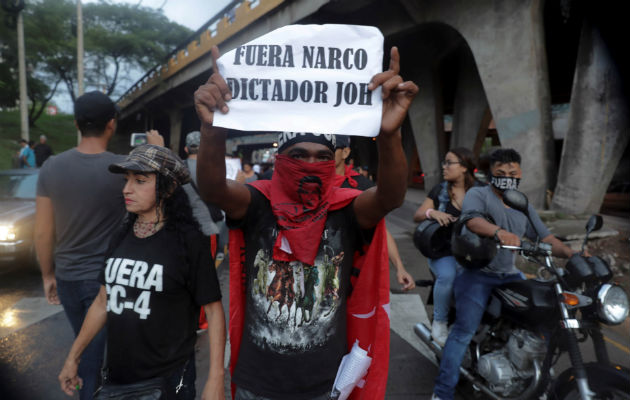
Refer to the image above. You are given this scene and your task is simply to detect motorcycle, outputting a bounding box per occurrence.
[414,189,630,399]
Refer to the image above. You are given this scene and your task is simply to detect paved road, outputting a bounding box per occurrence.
[0,195,628,399]
[0,207,449,400]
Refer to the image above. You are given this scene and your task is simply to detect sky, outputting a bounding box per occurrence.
[82,0,233,31]
[54,0,232,112]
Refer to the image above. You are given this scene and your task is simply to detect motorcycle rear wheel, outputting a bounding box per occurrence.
[553,363,630,400]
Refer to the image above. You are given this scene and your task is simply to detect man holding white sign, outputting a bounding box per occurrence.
[195,24,417,400]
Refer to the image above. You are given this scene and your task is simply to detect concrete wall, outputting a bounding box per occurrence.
[551,21,630,214]
[450,44,490,152]
[408,63,445,192]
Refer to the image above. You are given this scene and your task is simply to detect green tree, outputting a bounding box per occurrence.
[23,0,77,107]
[0,0,59,126]
[83,1,192,97]
[0,1,23,108]
[0,0,191,125]
[0,58,19,108]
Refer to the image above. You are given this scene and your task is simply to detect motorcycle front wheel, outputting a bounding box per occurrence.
[553,362,630,400]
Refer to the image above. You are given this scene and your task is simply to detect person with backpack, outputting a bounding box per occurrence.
[413,147,482,346]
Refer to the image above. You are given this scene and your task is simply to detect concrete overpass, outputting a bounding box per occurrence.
[115,0,629,213]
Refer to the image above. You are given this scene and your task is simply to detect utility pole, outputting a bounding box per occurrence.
[76,0,84,145]
[17,8,29,141]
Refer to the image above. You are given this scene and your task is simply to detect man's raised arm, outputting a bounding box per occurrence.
[354,47,419,229]
[194,46,251,220]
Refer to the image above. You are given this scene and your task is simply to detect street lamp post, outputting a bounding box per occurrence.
[16,6,29,141]
[76,0,84,145]
[76,0,84,97]
[2,0,29,141]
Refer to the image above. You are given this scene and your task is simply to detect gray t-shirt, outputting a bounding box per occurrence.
[37,149,126,281]
[187,157,198,185]
[183,158,219,236]
[462,185,550,275]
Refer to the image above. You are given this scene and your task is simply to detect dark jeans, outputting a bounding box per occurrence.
[57,278,106,400]
[234,387,329,400]
[433,269,522,400]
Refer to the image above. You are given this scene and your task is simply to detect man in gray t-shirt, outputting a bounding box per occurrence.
[432,148,577,400]
[37,151,125,281]
[181,130,219,237]
[35,91,126,400]
[462,185,550,276]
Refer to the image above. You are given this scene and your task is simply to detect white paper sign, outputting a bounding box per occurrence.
[330,341,372,400]
[213,24,384,137]
[225,157,242,180]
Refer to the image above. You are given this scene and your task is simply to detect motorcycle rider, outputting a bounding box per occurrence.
[432,148,581,400]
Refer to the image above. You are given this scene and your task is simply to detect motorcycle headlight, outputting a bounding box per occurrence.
[597,284,629,325]
[0,225,17,241]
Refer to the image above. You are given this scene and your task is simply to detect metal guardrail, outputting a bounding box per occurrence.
[116,0,285,109]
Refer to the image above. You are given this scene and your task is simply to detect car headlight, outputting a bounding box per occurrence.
[0,225,17,241]
[597,284,629,325]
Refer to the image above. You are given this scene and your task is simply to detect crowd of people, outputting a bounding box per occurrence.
[27,43,579,400]
[14,135,53,168]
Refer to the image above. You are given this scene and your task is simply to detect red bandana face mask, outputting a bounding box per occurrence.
[267,155,336,264]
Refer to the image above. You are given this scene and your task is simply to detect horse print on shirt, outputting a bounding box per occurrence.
[248,226,346,354]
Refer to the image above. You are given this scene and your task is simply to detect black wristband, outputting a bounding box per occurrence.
[493,228,502,241]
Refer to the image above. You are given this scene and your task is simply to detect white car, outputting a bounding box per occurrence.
[0,169,38,267]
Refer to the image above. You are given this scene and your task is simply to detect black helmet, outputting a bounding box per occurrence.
[451,211,497,269]
[413,220,452,259]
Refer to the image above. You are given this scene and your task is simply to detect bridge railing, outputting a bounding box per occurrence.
[116,0,285,109]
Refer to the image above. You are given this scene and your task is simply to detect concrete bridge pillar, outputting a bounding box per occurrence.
[454,0,554,208]
[551,21,630,214]
[408,66,445,192]
[168,109,182,154]
[450,44,490,152]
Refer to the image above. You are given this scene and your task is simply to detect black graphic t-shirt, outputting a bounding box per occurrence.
[427,182,462,217]
[229,186,367,399]
[427,181,485,218]
[98,227,221,384]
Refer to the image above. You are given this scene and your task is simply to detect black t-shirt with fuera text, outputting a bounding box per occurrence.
[98,226,221,384]
[228,185,369,400]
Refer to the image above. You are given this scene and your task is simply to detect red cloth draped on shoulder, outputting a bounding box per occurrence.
[228,176,390,399]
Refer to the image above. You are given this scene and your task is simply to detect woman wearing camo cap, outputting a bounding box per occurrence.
[58,144,226,400]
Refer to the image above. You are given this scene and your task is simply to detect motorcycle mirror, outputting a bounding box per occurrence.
[585,214,603,234]
[503,189,529,214]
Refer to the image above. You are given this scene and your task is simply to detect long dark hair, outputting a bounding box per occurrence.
[447,147,478,193]
[108,173,199,259]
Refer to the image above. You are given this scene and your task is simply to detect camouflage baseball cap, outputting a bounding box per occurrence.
[185,131,201,148]
[109,144,191,185]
